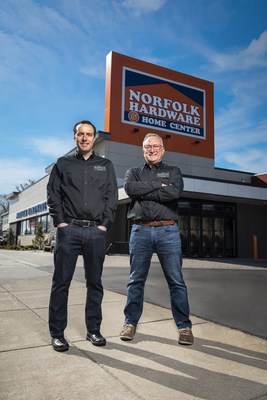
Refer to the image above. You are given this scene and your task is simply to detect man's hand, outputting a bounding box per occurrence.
[57,223,68,228]
[97,225,107,232]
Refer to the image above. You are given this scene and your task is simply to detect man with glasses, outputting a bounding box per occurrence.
[47,120,118,352]
[120,133,193,345]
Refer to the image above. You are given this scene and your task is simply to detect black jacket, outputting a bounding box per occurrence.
[47,151,118,229]
[124,161,184,222]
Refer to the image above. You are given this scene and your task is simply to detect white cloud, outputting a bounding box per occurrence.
[206,31,267,71]
[0,136,75,194]
[215,115,267,173]
[210,33,267,174]
[0,158,47,195]
[30,137,75,159]
[122,0,166,16]
[80,63,106,78]
[221,148,267,173]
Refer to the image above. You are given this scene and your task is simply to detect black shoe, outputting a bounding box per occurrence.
[86,332,106,346]
[51,337,69,352]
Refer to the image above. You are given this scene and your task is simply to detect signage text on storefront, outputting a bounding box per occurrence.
[16,201,47,219]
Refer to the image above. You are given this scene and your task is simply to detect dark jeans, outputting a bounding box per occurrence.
[49,224,106,338]
[124,224,192,329]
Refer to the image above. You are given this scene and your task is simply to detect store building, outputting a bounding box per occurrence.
[7,175,51,246]
[6,51,267,258]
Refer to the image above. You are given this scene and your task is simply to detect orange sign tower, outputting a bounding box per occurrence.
[104,51,214,159]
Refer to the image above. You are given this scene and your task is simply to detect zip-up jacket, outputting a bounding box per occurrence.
[47,151,118,229]
[124,161,183,222]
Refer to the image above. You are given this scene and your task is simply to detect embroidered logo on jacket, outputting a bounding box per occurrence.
[157,172,169,178]
[94,165,106,172]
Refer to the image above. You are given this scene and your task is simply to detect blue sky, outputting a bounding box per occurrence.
[1,0,267,194]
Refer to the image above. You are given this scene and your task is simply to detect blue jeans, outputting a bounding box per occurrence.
[49,224,106,338]
[124,224,192,329]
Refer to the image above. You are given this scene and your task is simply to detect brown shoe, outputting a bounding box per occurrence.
[120,324,136,341]
[178,328,194,345]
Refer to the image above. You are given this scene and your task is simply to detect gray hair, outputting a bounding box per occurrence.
[142,133,164,147]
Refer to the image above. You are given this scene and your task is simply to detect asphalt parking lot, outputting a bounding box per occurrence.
[100,258,267,339]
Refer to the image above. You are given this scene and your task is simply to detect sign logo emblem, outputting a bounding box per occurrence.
[128,111,139,122]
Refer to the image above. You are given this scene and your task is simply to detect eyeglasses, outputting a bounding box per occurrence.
[143,144,163,150]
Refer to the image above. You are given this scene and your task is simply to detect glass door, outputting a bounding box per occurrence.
[179,215,189,257]
[202,217,213,257]
[190,216,201,257]
[214,217,224,257]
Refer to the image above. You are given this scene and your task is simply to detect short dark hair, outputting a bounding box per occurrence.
[73,120,97,136]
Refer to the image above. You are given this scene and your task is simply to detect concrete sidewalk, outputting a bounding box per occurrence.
[0,250,267,400]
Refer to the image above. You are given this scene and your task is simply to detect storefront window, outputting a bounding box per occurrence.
[179,215,189,257]
[19,214,49,235]
[214,217,224,257]
[202,217,212,257]
[179,199,236,258]
[190,216,201,257]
